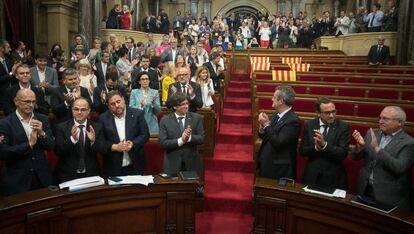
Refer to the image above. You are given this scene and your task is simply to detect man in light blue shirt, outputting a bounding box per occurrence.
[363,3,384,32]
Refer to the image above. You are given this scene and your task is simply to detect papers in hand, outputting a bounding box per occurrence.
[108,175,154,186]
[303,185,347,199]
[59,176,105,192]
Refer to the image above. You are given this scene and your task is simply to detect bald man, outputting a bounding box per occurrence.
[0,89,54,195]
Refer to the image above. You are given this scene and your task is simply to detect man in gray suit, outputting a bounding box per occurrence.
[352,106,414,210]
[30,52,59,104]
[159,92,204,176]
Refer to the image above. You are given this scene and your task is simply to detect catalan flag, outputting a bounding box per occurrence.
[282,57,302,64]
[250,56,270,76]
[288,63,311,72]
[272,70,296,81]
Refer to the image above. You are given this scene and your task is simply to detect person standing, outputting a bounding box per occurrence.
[159,92,204,176]
[99,91,149,176]
[257,86,301,179]
[367,36,390,65]
[299,97,350,190]
[0,89,54,195]
[363,3,384,32]
[351,106,414,210]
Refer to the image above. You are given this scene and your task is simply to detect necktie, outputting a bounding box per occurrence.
[1,59,8,73]
[270,114,280,127]
[182,85,187,95]
[128,49,132,62]
[369,13,375,27]
[77,125,86,173]
[377,46,382,54]
[322,124,329,138]
[178,117,184,132]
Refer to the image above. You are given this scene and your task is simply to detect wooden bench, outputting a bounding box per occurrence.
[298,64,414,74]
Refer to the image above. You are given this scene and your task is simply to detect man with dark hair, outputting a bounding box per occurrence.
[167,66,202,113]
[203,51,224,90]
[98,90,149,176]
[160,37,185,63]
[352,106,414,210]
[3,64,49,116]
[50,68,92,124]
[70,48,87,68]
[363,3,384,32]
[257,85,301,179]
[131,54,159,90]
[55,98,106,183]
[30,52,59,104]
[299,97,350,190]
[0,89,54,195]
[159,92,204,176]
[93,69,127,114]
[94,51,110,86]
[47,48,66,81]
[0,39,19,110]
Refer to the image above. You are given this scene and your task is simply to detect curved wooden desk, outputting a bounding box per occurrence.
[0,177,198,234]
[253,177,414,234]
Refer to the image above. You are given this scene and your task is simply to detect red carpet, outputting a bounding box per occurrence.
[196,74,255,233]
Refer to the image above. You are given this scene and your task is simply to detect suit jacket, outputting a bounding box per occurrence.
[0,57,17,109]
[29,66,59,93]
[258,109,301,179]
[2,84,49,116]
[159,112,204,175]
[93,84,127,114]
[131,66,159,90]
[129,88,161,134]
[54,119,106,183]
[299,118,350,190]
[0,112,54,195]
[50,86,92,124]
[98,107,149,176]
[368,44,390,65]
[166,81,203,113]
[160,47,185,63]
[351,129,414,210]
[203,61,224,91]
[93,61,109,87]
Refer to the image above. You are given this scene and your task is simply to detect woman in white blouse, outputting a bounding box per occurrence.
[192,66,214,109]
[76,58,97,101]
[116,47,138,89]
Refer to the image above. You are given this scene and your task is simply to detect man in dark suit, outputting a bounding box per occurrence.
[203,52,224,91]
[54,98,106,183]
[299,97,350,190]
[0,39,19,110]
[94,51,110,87]
[30,52,59,104]
[98,90,149,176]
[257,85,301,179]
[352,106,414,210]
[160,38,185,63]
[3,64,49,116]
[167,66,202,113]
[159,92,204,176]
[93,71,127,114]
[50,68,92,124]
[131,55,159,90]
[0,89,54,195]
[367,35,390,65]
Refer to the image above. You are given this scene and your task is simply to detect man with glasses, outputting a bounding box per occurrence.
[3,64,49,116]
[160,38,185,63]
[299,97,350,190]
[51,68,92,124]
[167,66,202,112]
[54,98,106,183]
[352,106,414,210]
[131,54,159,90]
[0,89,54,195]
[159,92,204,176]
[257,85,301,180]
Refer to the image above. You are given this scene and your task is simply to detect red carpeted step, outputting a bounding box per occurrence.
[221,113,252,124]
[226,88,251,98]
[228,80,250,89]
[205,143,254,173]
[195,212,253,234]
[215,132,252,144]
[230,74,250,81]
[219,123,252,134]
[222,108,251,116]
[223,100,251,109]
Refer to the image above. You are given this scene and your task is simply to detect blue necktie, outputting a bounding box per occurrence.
[178,117,184,132]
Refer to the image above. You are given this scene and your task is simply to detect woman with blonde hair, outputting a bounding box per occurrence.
[161,62,176,105]
[192,66,214,108]
[76,58,97,101]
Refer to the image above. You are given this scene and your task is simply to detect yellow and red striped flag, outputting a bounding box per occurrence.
[272,70,296,81]
[288,63,311,72]
[250,56,270,76]
[282,57,302,64]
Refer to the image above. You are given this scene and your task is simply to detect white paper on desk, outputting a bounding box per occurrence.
[303,186,347,199]
[108,175,154,186]
[68,179,105,192]
[59,176,104,189]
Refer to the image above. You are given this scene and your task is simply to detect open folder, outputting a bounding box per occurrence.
[107,175,154,186]
[303,184,346,199]
[59,176,105,192]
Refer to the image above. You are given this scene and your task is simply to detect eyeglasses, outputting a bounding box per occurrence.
[321,110,337,115]
[19,100,36,105]
[72,108,89,112]
[177,74,189,77]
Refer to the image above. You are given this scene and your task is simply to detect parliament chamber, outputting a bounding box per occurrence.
[1,0,414,233]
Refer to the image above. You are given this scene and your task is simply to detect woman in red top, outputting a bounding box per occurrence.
[120,5,132,30]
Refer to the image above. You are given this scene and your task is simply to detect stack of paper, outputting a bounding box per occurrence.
[303,185,346,199]
[59,176,105,192]
[108,175,154,186]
